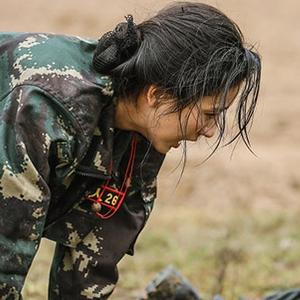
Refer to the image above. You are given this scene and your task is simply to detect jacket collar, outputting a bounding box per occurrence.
[76,98,116,179]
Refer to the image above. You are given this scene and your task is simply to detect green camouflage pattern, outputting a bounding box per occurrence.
[0,32,165,299]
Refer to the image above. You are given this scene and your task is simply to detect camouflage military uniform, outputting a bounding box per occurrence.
[0,32,165,299]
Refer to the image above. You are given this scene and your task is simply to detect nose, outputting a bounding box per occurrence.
[202,123,217,138]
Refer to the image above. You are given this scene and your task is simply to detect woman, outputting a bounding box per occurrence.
[0,2,261,299]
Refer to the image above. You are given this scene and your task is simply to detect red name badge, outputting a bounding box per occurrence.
[86,134,137,219]
[86,185,126,219]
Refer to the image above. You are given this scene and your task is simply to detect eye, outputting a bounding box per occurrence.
[206,107,228,118]
[204,112,220,125]
[205,113,217,119]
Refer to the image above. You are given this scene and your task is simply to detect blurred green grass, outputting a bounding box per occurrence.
[114,203,300,300]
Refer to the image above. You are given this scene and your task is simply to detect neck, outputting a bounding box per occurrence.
[114,99,138,131]
[114,96,150,140]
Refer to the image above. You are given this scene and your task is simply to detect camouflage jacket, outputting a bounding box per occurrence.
[0,32,165,299]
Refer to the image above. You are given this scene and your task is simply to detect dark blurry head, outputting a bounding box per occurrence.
[93,2,261,155]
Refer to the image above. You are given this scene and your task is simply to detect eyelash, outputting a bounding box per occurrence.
[206,108,228,118]
[206,113,217,118]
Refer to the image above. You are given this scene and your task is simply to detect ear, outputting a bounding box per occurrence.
[145,85,159,107]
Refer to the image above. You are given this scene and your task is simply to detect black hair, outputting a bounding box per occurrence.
[93,2,261,160]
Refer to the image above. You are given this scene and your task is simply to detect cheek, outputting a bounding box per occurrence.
[185,114,204,135]
[151,114,182,140]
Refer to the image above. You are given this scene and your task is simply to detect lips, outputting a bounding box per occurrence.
[172,142,181,148]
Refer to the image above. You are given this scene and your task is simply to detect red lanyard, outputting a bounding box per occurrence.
[86,134,137,219]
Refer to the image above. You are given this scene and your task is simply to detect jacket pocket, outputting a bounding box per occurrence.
[43,205,96,248]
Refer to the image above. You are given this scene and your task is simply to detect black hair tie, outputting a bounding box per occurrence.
[93,15,142,74]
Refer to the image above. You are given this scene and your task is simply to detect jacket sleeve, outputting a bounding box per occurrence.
[0,85,77,298]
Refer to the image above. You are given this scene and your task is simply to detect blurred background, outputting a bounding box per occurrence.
[1,0,300,299]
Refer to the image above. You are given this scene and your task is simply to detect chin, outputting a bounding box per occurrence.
[147,140,167,154]
[152,143,173,154]
[152,146,169,154]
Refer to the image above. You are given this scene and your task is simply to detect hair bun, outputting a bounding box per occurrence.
[93,15,142,74]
